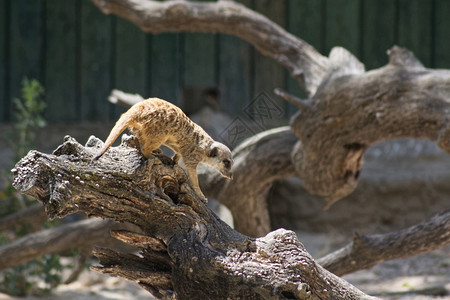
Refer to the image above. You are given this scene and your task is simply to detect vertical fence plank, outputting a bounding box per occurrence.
[433,0,450,68]
[397,0,432,67]
[253,0,287,124]
[80,0,114,121]
[325,0,361,58]
[9,0,44,112]
[114,17,147,117]
[150,33,181,104]
[114,17,147,97]
[287,0,325,55]
[286,0,324,114]
[361,0,396,69]
[183,33,216,87]
[217,0,252,116]
[182,32,217,114]
[0,0,8,122]
[45,0,78,122]
[218,34,252,116]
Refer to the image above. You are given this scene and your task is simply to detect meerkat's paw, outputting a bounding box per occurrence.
[194,189,208,203]
[199,195,208,203]
[152,148,163,155]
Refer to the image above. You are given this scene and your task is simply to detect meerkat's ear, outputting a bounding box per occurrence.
[208,146,219,157]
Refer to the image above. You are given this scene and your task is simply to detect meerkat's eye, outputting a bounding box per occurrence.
[223,159,231,169]
[209,147,219,157]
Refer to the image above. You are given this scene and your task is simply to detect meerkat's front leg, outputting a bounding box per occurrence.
[185,163,207,202]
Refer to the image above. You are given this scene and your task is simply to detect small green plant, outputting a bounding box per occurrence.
[1,78,47,212]
[2,255,63,296]
[0,78,64,296]
[11,77,47,162]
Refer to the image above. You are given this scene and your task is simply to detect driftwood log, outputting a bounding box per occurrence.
[91,0,450,237]
[12,135,380,300]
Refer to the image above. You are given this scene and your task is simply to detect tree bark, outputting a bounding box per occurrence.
[0,202,46,232]
[200,126,297,237]
[12,135,378,300]
[0,218,116,270]
[317,209,450,276]
[283,47,450,207]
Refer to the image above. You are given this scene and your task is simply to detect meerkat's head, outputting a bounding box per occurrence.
[205,142,233,180]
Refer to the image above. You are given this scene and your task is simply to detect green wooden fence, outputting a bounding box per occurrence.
[1,0,449,123]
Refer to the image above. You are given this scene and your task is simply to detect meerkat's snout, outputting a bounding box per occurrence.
[222,171,233,180]
[220,158,233,180]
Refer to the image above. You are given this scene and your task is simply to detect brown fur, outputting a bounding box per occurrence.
[92,98,233,200]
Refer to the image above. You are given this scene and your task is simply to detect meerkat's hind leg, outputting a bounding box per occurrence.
[140,142,161,159]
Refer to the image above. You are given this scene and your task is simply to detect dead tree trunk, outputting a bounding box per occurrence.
[12,135,378,300]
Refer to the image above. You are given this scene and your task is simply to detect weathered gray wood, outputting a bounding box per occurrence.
[11,136,377,300]
[108,89,144,108]
[317,210,450,276]
[200,126,297,237]
[286,46,450,207]
[0,202,46,232]
[0,218,117,270]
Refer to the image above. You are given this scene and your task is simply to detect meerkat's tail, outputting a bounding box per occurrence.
[92,109,134,161]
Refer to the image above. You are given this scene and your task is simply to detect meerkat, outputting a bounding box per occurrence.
[92,98,233,200]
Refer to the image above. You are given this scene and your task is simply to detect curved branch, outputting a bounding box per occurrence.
[200,127,298,237]
[0,218,117,270]
[317,210,450,276]
[108,89,144,108]
[290,46,450,207]
[0,202,46,232]
[90,0,328,96]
